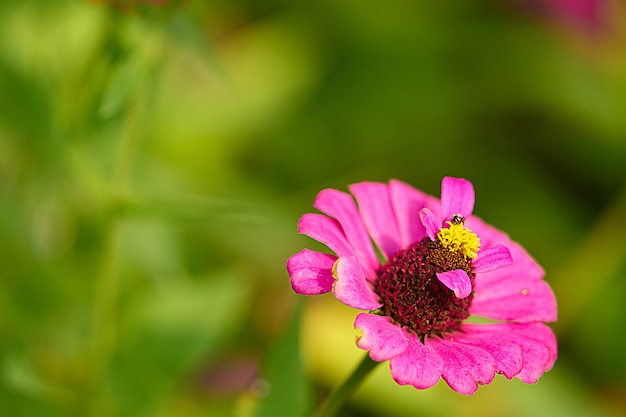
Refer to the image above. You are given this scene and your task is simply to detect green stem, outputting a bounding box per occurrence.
[313,354,380,417]
[86,52,147,417]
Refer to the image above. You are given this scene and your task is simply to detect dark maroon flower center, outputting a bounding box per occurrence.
[375,238,475,338]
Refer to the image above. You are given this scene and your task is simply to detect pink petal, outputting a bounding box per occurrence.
[298,213,354,258]
[448,332,523,379]
[348,182,401,259]
[389,334,443,390]
[464,215,509,249]
[436,269,472,298]
[497,322,557,380]
[389,179,427,247]
[471,278,557,322]
[475,240,544,289]
[468,217,544,287]
[354,313,409,361]
[287,249,336,295]
[497,322,557,371]
[549,0,603,31]
[464,323,557,384]
[512,321,558,365]
[440,177,475,222]
[418,207,440,241]
[424,194,443,218]
[473,244,513,273]
[313,188,380,277]
[333,257,382,310]
[476,262,545,293]
[427,337,496,395]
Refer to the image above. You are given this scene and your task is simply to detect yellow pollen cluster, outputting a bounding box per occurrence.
[437,222,481,259]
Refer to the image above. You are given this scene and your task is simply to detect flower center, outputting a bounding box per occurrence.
[375,234,476,338]
[437,215,481,259]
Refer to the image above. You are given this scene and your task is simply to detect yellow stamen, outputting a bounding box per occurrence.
[437,221,481,259]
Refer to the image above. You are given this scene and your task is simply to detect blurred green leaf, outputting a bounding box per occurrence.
[98,18,163,119]
[0,54,51,143]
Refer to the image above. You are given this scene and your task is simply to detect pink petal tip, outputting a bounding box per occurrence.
[436,269,472,299]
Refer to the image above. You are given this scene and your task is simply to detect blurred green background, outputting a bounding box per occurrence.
[1,0,626,416]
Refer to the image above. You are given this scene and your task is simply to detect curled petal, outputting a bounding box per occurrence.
[390,334,443,390]
[287,249,336,295]
[389,179,427,247]
[298,213,354,258]
[474,244,513,273]
[427,337,496,395]
[333,257,382,310]
[436,269,472,298]
[418,207,441,241]
[348,182,401,259]
[313,188,379,277]
[354,313,408,361]
[440,177,475,222]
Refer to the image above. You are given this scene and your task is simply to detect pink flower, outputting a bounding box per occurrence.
[511,0,606,33]
[287,177,557,395]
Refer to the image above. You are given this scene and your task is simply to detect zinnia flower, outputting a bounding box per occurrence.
[287,177,557,395]
[511,0,605,33]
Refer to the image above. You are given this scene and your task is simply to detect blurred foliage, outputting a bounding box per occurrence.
[0,0,626,416]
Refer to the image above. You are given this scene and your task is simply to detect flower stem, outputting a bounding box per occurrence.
[313,354,380,417]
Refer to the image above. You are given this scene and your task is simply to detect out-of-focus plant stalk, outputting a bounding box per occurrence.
[87,96,145,416]
[79,11,151,415]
